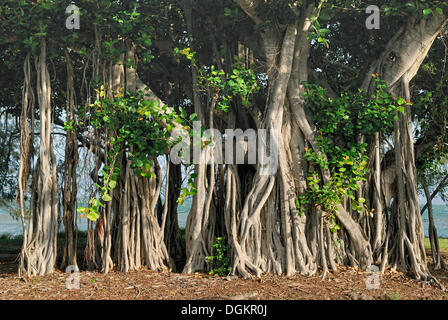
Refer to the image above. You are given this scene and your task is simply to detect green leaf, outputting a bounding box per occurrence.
[397,97,405,105]
[134,159,144,167]
[358,197,366,204]
[87,210,100,222]
[102,193,112,202]
[423,8,433,16]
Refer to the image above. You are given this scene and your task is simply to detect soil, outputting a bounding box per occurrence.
[1,251,448,300]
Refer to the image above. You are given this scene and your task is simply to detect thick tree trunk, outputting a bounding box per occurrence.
[17,53,35,277]
[362,13,448,283]
[225,6,321,278]
[19,39,58,276]
[182,0,218,273]
[83,41,174,273]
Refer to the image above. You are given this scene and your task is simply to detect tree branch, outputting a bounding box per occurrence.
[234,0,262,25]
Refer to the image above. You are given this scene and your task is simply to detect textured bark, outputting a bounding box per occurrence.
[82,40,173,274]
[287,4,372,272]
[19,39,59,276]
[117,160,174,272]
[17,53,35,277]
[224,7,320,278]
[362,12,448,283]
[182,0,218,273]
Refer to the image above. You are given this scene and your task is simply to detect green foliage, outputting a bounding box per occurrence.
[379,1,447,18]
[302,76,405,139]
[175,48,260,112]
[173,47,260,205]
[177,171,197,205]
[205,237,232,276]
[63,119,77,132]
[297,76,406,230]
[414,83,448,171]
[77,86,188,222]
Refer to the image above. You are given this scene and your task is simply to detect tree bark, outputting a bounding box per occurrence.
[362,12,448,283]
[19,39,59,276]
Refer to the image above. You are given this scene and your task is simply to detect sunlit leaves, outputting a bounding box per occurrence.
[76,86,190,222]
[295,77,406,230]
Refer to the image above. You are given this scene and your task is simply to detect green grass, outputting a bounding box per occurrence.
[425,237,448,251]
[388,292,402,300]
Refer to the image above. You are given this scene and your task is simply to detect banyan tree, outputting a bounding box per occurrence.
[1,0,448,286]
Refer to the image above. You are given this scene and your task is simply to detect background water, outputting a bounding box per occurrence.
[0,199,447,238]
[0,197,193,237]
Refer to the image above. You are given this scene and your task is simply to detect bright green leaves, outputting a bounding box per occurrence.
[175,47,260,112]
[308,23,331,49]
[177,171,197,205]
[329,220,340,233]
[76,86,190,222]
[63,119,77,132]
[101,193,112,202]
[91,89,183,168]
[108,180,117,189]
[302,77,406,139]
[422,6,444,16]
[77,198,104,222]
[224,7,239,18]
[296,78,403,231]
[134,158,157,179]
[297,145,370,232]
[423,8,433,16]
[221,64,260,108]
[396,97,406,105]
[396,96,413,114]
[205,237,232,276]
[174,47,196,62]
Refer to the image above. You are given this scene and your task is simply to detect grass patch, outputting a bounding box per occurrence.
[388,292,402,300]
[424,237,448,251]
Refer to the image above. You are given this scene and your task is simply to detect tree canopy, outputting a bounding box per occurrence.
[1,0,448,285]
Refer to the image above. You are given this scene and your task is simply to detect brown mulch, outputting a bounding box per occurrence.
[1,252,448,300]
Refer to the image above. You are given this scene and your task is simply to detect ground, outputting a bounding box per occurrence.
[1,251,448,300]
